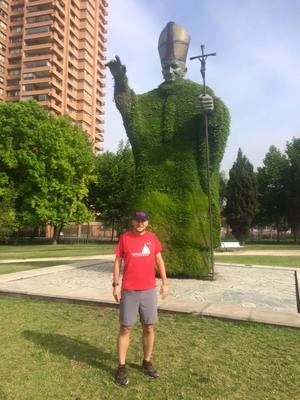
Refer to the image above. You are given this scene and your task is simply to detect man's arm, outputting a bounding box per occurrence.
[155,252,169,299]
[113,256,122,303]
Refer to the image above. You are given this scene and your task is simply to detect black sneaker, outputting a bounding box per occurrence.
[142,360,159,379]
[115,365,129,386]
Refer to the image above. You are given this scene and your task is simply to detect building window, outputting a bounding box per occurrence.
[21,94,49,101]
[9,48,21,55]
[0,0,9,9]
[25,25,51,35]
[7,90,19,97]
[22,82,50,91]
[11,26,22,33]
[0,21,7,30]
[0,8,8,18]
[11,6,23,13]
[7,79,19,86]
[11,16,23,23]
[8,68,21,75]
[10,36,22,44]
[25,48,51,57]
[27,3,52,13]
[25,36,52,45]
[24,60,51,68]
[26,14,51,24]
[23,70,51,80]
[8,57,21,65]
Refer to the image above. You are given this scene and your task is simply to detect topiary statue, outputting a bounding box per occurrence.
[107,21,230,277]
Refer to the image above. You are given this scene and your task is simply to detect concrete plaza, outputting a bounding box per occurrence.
[0,255,299,328]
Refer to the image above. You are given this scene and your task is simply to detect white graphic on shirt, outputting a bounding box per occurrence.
[131,242,152,257]
[142,244,150,255]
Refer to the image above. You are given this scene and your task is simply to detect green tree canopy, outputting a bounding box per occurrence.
[256,145,289,239]
[0,100,95,241]
[286,137,300,241]
[89,141,135,238]
[224,148,258,244]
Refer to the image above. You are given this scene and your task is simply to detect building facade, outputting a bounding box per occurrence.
[0,0,107,152]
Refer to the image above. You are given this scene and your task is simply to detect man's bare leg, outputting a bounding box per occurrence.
[117,325,132,365]
[142,324,159,378]
[142,324,154,361]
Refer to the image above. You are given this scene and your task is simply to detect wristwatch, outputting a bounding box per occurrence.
[112,282,119,287]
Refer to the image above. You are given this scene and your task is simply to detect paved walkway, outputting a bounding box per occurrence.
[0,255,299,328]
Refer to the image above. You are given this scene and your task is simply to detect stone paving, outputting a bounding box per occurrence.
[0,256,299,328]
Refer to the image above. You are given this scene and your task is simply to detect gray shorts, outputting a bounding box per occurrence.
[120,287,158,326]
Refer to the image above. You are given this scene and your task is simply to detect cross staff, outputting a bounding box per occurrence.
[190,44,216,280]
[190,45,216,94]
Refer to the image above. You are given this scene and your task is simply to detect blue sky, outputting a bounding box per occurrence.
[104,0,300,173]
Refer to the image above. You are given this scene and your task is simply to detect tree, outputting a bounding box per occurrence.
[0,174,18,240]
[219,171,227,213]
[0,100,95,242]
[256,146,289,241]
[285,138,300,242]
[224,148,258,244]
[89,141,135,239]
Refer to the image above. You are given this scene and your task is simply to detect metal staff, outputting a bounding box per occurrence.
[190,45,216,280]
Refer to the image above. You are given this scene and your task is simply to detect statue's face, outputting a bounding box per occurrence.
[162,59,186,82]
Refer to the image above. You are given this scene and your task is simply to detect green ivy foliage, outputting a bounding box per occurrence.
[115,78,230,277]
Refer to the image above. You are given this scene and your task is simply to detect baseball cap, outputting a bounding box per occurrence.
[131,210,149,221]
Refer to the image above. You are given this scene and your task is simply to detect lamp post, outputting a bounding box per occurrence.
[190,45,216,280]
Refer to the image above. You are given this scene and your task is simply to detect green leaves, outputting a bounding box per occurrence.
[286,138,300,241]
[0,100,95,239]
[88,141,135,237]
[224,149,258,244]
[256,146,289,235]
[113,78,230,276]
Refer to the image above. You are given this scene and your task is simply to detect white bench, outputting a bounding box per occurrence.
[220,241,243,249]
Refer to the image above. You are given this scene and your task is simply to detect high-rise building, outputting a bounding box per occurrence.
[0,0,107,153]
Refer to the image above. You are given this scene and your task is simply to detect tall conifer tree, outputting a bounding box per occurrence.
[286,138,300,242]
[256,146,289,240]
[224,149,258,243]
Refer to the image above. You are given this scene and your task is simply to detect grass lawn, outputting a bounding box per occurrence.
[0,261,100,275]
[0,297,299,400]
[215,255,300,268]
[0,243,115,260]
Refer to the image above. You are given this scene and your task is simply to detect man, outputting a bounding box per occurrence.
[113,210,169,386]
[107,21,230,278]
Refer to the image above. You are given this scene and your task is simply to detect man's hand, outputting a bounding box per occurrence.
[113,286,121,303]
[160,283,169,299]
[106,55,127,79]
[199,94,214,112]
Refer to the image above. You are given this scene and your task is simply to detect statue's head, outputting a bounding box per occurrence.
[158,21,190,82]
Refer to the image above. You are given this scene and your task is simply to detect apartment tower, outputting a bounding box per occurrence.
[0,0,107,153]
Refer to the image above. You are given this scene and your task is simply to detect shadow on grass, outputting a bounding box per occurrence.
[22,330,115,377]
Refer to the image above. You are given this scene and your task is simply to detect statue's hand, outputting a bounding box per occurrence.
[106,55,127,79]
[199,94,214,113]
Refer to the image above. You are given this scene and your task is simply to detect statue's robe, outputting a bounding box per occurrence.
[114,77,230,276]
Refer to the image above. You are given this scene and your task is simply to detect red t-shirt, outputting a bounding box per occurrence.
[115,231,162,290]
